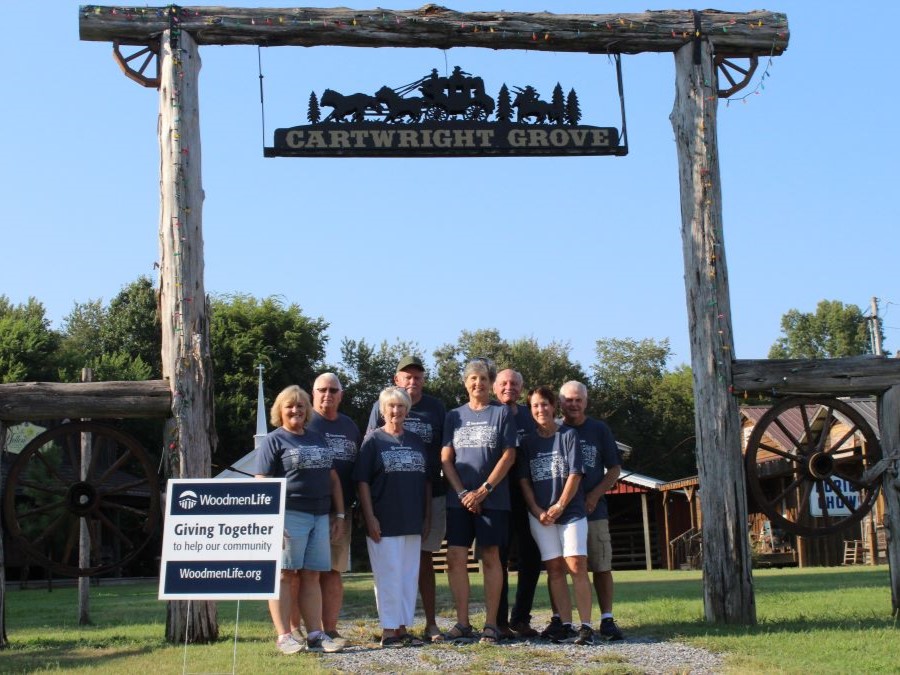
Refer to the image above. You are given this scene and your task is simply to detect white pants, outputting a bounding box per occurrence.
[367,534,421,629]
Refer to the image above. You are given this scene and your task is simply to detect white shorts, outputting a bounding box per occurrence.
[528,514,587,560]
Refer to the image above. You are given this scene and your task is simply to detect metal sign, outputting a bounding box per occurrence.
[158,478,285,600]
[266,64,627,158]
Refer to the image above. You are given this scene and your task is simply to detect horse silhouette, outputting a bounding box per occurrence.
[320,89,382,123]
[512,86,563,124]
[375,86,426,123]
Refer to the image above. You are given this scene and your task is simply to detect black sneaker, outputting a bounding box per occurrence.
[553,623,578,644]
[540,616,565,641]
[598,617,624,641]
[574,624,595,645]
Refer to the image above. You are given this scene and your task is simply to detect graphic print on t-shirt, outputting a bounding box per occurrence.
[454,421,498,449]
[322,432,357,462]
[530,452,569,482]
[579,441,598,471]
[287,444,332,470]
[382,447,427,473]
[404,417,433,444]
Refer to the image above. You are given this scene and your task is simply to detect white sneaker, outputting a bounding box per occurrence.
[307,633,344,653]
[276,633,305,654]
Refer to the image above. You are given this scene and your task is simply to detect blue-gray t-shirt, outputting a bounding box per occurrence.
[255,426,333,515]
[518,427,584,523]
[307,411,360,511]
[367,393,447,496]
[442,403,517,510]
[561,417,621,521]
[512,402,537,445]
[353,428,429,537]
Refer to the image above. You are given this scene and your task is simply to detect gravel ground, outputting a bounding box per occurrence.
[316,628,724,674]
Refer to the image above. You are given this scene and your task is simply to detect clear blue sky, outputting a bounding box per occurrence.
[3,1,897,372]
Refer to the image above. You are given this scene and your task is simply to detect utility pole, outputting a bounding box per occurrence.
[871,297,884,356]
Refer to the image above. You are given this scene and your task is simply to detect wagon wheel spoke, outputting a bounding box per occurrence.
[814,407,836,455]
[113,40,160,89]
[95,509,137,550]
[17,479,67,497]
[33,510,71,548]
[771,474,805,506]
[30,445,69,485]
[824,476,861,514]
[772,417,803,452]
[824,422,859,456]
[102,500,153,520]
[831,470,869,492]
[100,476,151,497]
[61,517,81,567]
[758,441,801,464]
[93,448,134,486]
[18,498,67,520]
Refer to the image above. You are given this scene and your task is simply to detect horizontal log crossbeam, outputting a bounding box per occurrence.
[79,5,789,58]
[0,380,171,421]
[732,356,900,396]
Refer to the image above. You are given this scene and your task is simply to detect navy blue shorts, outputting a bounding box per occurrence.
[445,507,509,549]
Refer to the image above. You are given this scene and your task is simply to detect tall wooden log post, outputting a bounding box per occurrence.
[671,40,755,624]
[158,27,218,643]
[0,422,8,648]
[879,385,900,615]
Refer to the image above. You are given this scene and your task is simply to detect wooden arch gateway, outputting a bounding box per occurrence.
[73,4,900,639]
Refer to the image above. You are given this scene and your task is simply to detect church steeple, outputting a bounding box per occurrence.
[254,363,267,448]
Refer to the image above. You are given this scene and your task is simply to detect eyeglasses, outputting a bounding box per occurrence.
[315,387,341,394]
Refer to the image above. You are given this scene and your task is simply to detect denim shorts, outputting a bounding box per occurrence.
[282,510,331,571]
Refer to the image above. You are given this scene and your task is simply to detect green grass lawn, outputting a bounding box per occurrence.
[2,566,897,673]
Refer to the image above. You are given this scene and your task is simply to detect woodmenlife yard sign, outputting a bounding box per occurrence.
[266,64,627,157]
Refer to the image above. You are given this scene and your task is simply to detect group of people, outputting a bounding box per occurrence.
[254,356,624,654]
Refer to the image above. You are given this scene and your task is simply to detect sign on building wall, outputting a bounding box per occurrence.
[810,478,859,517]
[267,65,625,158]
[158,478,285,600]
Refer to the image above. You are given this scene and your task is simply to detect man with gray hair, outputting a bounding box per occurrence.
[558,380,623,641]
[306,372,360,649]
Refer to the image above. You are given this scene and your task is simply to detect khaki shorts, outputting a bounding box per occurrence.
[330,513,352,573]
[421,495,447,553]
[586,518,613,573]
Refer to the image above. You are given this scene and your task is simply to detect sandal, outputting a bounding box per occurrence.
[401,633,425,647]
[381,635,405,648]
[438,622,475,644]
[480,624,501,644]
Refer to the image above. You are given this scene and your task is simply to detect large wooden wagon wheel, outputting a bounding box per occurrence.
[3,421,161,577]
[744,397,882,537]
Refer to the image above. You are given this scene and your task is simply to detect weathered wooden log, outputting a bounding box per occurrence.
[878,385,900,616]
[671,40,755,624]
[158,28,219,645]
[0,381,171,421]
[79,5,789,58]
[732,356,900,395]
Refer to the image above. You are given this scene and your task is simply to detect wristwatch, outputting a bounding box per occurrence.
[482,481,494,494]
[335,513,346,520]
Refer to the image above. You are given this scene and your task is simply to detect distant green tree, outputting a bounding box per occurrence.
[0,296,60,382]
[644,365,696,478]
[101,276,161,375]
[768,300,874,359]
[335,337,424,431]
[430,329,586,408]
[591,337,670,419]
[209,294,329,469]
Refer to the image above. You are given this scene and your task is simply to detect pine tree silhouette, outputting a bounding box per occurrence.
[496,84,512,122]
[307,91,321,124]
[551,83,565,124]
[566,88,582,125]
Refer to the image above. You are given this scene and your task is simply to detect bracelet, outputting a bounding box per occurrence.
[457,489,469,499]
[335,513,346,520]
